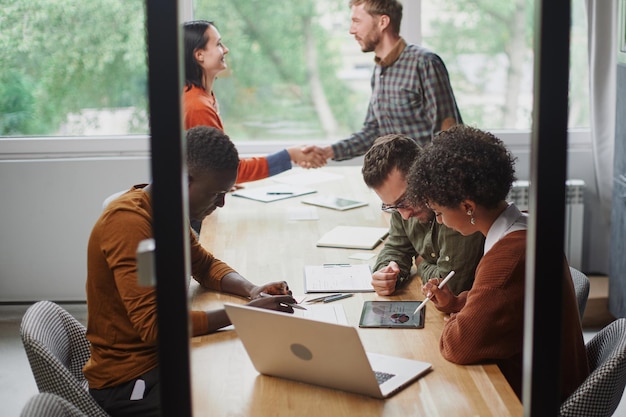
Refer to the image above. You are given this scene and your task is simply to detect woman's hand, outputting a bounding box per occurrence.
[422,277,454,309]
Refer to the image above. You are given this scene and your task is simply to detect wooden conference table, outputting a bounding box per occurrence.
[190,166,522,417]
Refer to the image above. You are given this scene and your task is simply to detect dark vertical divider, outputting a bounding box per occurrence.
[609,64,626,318]
[145,1,193,416]
[523,0,571,415]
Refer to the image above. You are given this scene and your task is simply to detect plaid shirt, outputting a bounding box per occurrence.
[332,39,462,160]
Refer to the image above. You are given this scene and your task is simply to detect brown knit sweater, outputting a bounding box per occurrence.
[436,230,589,401]
[83,185,235,389]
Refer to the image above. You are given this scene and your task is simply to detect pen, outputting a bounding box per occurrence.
[413,270,456,315]
[259,292,307,310]
[323,293,354,303]
[305,293,342,304]
[267,192,294,195]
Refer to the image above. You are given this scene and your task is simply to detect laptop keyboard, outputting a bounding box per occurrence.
[374,371,395,385]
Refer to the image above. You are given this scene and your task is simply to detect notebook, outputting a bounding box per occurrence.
[224,303,432,399]
[301,195,368,211]
[232,184,316,202]
[316,225,389,250]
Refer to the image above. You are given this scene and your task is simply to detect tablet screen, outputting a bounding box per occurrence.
[302,195,367,211]
[359,301,425,328]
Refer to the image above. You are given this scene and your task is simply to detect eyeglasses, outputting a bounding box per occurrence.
[381,196,410,213]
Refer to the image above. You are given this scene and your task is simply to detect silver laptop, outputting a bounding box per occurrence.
[224,303,432,399]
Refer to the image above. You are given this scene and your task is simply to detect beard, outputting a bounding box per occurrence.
[359,31,381,53]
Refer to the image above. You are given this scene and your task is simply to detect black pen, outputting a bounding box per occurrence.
[259,292,307,310]
[323,293,354,303]
[267,192,294,195]
[304,293,342,304]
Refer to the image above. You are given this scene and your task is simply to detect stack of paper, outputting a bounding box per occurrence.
[304,263,374,293]
[315,225,389,250]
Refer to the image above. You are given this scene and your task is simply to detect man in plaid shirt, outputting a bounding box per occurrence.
[316,0,462,161]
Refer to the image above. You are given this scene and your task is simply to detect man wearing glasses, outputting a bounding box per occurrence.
[361,134,484,296]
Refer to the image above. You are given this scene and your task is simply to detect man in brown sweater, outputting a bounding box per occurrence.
[84,126,296,417]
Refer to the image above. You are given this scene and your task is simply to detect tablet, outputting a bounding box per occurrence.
[359,301,425,329]
[301,195,367,211]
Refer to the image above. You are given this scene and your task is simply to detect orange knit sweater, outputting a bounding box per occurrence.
[83,185,235,389]
[183,85,270,183]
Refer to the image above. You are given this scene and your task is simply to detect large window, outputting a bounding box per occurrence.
[0,0,589,138]
[1,0,149,136]
[422,0,590,130]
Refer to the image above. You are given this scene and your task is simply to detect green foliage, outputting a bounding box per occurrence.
[195,0,357,139]
[1,0,148,135]
[1,0,588,137]
[425,0,589,129]
[0,71,38,134]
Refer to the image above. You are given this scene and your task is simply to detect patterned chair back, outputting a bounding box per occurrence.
[20,301,109,417]
[560,318,626,417]
[20,392,88,417]
[569,267,590,321]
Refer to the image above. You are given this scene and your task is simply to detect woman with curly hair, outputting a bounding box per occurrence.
[406,125,589,401]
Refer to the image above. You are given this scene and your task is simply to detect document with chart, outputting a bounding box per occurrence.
[304,263,374,293]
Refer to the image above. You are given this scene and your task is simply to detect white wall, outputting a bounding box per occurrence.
[0,137,150,302]
[0,131,608,302]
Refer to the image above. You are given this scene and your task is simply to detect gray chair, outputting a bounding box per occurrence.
[102,189,127,209]
[570,266,590,321]
[21,392,88,417]
[20,301,109,417]
[560,318,626,417]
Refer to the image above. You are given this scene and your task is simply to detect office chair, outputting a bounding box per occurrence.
[20,392,88,417]
[569,267,590,321]
[20,301,110,417]
[102,189,127,209]
[560,318,626,417]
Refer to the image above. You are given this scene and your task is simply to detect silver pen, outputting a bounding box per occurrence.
[259,292,307,310]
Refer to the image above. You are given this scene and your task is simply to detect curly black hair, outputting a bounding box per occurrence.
[406,125,517,209]
[186,126,239,175]
[362,134,420,188]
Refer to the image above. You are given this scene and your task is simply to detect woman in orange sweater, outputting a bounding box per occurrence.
[182,20,325,183]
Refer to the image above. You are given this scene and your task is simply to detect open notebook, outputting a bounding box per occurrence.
[316,225,389,250]
[232,184,316,202]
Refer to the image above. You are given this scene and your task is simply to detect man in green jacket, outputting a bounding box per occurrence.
[361,134,484,296]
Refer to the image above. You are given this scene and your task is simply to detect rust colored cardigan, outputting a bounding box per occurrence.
[436,231,589,401]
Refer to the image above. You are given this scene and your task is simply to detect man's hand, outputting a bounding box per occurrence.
[249,281,292,299]
[247,294,297,313]
[287,145,328,169]
[371,261,400,296]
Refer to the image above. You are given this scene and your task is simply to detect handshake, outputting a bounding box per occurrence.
[286,145,334,169]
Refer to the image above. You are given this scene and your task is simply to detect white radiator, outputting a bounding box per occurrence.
[506,180,585,270]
